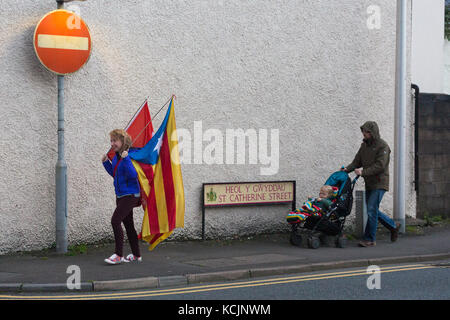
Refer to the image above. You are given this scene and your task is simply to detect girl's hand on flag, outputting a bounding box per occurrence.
[121,150,128,158]
[102,154,108,162]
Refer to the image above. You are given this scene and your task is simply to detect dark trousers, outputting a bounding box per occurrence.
[111,195,141,257]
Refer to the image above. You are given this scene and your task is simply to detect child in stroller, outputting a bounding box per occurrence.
[286,171,359,249]
[286,185,339,223]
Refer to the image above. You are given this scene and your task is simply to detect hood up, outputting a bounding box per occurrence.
[360,121,381,142]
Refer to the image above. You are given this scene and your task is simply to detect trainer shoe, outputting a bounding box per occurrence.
[125,254,142,262]
[391,224,401,242]
[358,240,376,247]
[104,254,126,265]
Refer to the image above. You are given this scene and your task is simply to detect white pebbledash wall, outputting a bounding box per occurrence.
[411,0,444,93]
[0,0,415,254]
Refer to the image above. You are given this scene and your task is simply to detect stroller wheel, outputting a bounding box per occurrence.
[290,231,302,247]
[319,234,328,245]
[307,236,320,249]
[335,236,347,248]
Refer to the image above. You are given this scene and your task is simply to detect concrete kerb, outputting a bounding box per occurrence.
[0,283,23,292]
[22,282,94,292]
[0,282,94,293]
[1,253,449,293]
[158,275,188,288]
[186,269,251,284]
[92,277,158,291]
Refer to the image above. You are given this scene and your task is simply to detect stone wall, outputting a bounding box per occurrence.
[417,93,450,217]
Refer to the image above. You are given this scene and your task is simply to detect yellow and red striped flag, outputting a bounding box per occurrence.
[129,97,185,250]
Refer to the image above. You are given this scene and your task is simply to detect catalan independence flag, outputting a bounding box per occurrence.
[129,97,185,250]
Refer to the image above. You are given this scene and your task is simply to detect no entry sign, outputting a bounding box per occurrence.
[33,9,92,75]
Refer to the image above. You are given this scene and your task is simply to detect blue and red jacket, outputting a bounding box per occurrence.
[103,152,140,197]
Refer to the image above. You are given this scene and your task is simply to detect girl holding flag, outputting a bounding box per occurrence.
[102,129,142,265]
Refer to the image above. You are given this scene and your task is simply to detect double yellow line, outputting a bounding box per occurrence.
[0,264,437,300]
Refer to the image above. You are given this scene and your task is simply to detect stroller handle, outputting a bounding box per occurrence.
[340,166,360,185]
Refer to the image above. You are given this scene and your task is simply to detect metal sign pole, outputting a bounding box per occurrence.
[55,0,67,254]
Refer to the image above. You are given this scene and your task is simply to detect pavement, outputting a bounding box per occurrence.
[0,222,449,293]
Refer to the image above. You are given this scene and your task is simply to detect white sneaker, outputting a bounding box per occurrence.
[104,254,126,265]
[125,254,142,262]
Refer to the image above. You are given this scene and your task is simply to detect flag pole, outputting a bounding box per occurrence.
[150,94,175,121]
[124,96,149,130]
[106,97,148,155]
[130,95,175,147]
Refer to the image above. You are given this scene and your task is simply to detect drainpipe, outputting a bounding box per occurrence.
[411,84,420,193]
[394,0,408,233]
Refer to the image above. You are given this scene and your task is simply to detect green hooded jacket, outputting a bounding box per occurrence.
[346,121,391,191]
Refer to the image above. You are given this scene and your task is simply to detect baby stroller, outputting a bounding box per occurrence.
[288,171,359,249]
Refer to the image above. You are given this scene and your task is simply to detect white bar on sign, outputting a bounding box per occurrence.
[37,34,89,51]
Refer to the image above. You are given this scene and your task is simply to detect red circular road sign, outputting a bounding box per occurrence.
[34,9,92,75]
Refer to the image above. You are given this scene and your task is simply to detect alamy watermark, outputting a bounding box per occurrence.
[66,265,81,290]
[172,121,279,176]
[366,265,381,290]
[366,5,381,30]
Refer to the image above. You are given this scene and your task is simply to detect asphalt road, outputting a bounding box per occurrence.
[1,261,449,300]
[121,262,450,300]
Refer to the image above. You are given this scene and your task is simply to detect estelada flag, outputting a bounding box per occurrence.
[107,100,154,161]
[129,97,185,250]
